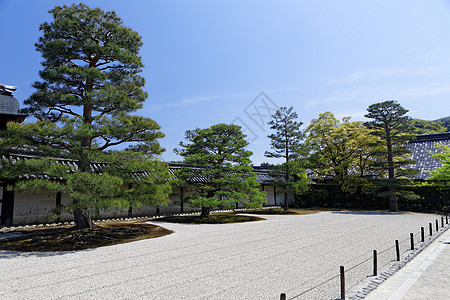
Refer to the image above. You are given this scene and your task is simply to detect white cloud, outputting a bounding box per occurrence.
[146,91,256,112]
[306,83,450,110]
[327,64,450,85]
[168,95,220,107]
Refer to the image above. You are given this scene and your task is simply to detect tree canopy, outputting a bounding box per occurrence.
[175,123,266,217]
[364,100,418,211]
[430,144,450,181]
[265,106,307,211]
[305,112,382,192]
[4,3,171,228]
[410,119,447,135]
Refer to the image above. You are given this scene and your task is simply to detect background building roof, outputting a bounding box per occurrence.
[406,132,450,180]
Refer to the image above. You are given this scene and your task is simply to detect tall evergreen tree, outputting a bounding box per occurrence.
[364,100,417,211]
[5,4,171,228]
[175,124,266,217]
[265,106,307,211]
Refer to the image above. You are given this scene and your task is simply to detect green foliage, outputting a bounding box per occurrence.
[2,4,170,228]
[364,100,418,211]
[305,112,382,191]
[364,100,417,178]
[430,144,450,180]
[436,116,450,131]
[409,119,447,134]
[265,106,308,210]
[175,124,266,216]
[155,213,264,224]
[398,181,450,212]
[265,106,306,161]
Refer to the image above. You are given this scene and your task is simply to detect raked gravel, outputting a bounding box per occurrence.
[0,211,443,300]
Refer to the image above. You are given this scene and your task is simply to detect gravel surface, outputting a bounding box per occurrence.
[0,211,442,300]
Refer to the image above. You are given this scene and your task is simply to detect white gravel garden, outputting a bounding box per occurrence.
[0,211,444,300]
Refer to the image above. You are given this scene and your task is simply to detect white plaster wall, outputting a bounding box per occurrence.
[10,184,294,225]
[263,185,294,206]
[13,192,68,224]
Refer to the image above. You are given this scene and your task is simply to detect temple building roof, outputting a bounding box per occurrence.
[406,132,450,180]
[0,94,20,115]
[0,83,27,130]
[0,84,20,115]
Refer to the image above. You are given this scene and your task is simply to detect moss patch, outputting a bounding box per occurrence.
[0,221,172,252]
[154,212,265,224]
[243,208,323,215]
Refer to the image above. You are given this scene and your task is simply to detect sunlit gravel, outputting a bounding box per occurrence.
[0,211,441,299]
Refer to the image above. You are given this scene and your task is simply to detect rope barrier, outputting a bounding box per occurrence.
[289,273,340,299]
[282,218,449,300]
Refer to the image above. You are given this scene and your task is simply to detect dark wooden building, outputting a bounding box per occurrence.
[0,84,27,225]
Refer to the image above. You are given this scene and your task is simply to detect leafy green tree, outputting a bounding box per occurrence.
[436,116,450,131]
[265,106,308,211]
[5,4,171,228]
[175,124,266,217]
[409,119,447,134]
[305,112,382,193]
[364,100,418,211]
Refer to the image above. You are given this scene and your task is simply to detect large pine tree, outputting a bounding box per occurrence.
[364,100,418,211]
[175,124,266,217]
[6,4,171,228]
[265,106,307,211]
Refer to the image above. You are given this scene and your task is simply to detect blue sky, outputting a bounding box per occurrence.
[2,0,450,164]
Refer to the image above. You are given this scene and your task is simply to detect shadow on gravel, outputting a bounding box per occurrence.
[331,211,406,215]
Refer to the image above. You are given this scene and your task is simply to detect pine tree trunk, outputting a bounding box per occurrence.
[389,185,399,212]
[73,207,92,229]
[200,206,211,218]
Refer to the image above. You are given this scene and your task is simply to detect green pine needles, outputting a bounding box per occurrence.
[3,4,171,228]
[175,124,266,217]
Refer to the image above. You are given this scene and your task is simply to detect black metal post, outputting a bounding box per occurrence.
[436,219,439,231]
[421,227,424,243]
[410,233,414,251]
[429,223,433,236]
[442,217,444,228]
[373,250,377,276]
[280,293,286,300]
[395,240,400,261]
[340,266,345,300]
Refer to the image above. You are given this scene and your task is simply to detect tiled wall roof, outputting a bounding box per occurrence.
[167,162,275,184]
[406,133,450,179]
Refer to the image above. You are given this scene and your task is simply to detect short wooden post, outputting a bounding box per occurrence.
[436,219,439,231]
[340,266,345,300]
[429,223,433,236]
[373,250,377,276]
[280,293,286,300]
[441,217,444,228]
[395,240,400,261]
[421,227,424,243]
[410,233,414,251]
